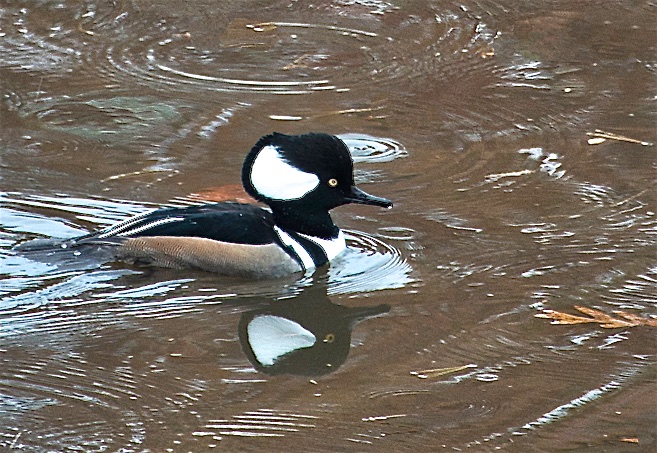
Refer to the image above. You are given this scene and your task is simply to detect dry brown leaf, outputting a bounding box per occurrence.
[536,305,656,329]
[586,129,653,146]
[620,437,639,443]
[614,311,657,327]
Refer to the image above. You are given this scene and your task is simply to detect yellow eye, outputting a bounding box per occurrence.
[328,178,338,187]
[324,333,335,343]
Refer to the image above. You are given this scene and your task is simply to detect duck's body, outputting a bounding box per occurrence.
[80,201,344,278]
[15,132,392,278]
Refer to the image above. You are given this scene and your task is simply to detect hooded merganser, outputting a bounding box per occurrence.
[15,132,392,278]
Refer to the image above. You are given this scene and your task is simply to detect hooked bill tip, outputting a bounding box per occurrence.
[346,186,392,209]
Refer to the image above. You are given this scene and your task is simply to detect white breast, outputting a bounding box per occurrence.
[274,227,347,271]
[300,230,347,262]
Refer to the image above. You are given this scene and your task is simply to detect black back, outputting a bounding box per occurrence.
[88,203,279,245]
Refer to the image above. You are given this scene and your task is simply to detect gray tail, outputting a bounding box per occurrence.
[13,236,124,270]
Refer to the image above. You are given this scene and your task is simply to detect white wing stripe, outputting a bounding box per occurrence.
[97,209,157,237]
[97,216,184,238]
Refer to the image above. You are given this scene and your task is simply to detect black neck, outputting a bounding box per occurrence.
[270,203,339,239]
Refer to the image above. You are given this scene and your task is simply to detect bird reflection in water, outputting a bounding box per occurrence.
[238,280,390,376]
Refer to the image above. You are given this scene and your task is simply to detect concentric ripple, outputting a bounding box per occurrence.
[0,4,84,74]
[80,10,377,96]
[3,0,602,140]
[328,230,414,295]
[339,133,408,163]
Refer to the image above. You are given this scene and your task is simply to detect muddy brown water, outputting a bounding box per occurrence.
[1,1,656,451]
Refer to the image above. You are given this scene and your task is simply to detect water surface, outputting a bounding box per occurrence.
[1,0,656,451]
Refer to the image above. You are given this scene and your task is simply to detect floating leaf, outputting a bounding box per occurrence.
[536,305,657,329]
[587,137,607,145]
[586,129,653,146]
[620,437,639,443]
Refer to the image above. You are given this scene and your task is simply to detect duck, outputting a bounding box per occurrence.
[15,132,392,278]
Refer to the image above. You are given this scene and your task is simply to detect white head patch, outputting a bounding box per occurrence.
[250,145,320,200]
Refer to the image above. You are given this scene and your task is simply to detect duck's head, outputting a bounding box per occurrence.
[242,132,392,212]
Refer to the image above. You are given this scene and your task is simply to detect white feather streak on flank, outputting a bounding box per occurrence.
[274,226,315,271]
[96,209,158,237]
[97,217,184,238]
[250,145,319,200]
